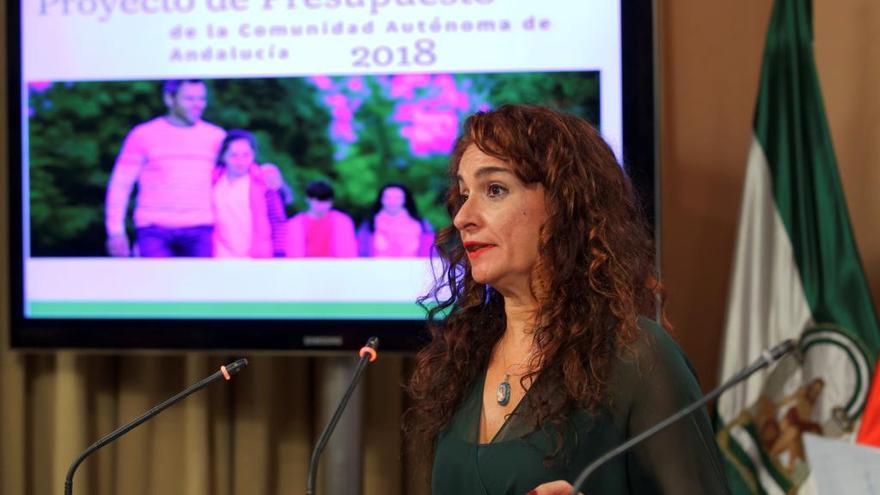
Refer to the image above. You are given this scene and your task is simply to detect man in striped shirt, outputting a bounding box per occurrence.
[105,79,226,257]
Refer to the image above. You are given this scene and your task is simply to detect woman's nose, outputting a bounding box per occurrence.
[453,198,477,232]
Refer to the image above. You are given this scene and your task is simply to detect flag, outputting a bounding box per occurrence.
[715,0,880,493]
[857,363,880,445]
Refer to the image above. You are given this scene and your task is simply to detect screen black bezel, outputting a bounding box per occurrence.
[8,0,655,352]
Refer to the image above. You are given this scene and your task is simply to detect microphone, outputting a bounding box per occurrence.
[63,358,248,495]
[570,339,797,494]
[306,337,379,495]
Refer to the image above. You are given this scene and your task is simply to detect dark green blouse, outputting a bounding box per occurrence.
[431,318,730,494]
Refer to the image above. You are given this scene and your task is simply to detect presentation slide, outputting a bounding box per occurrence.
[20,0,620,320]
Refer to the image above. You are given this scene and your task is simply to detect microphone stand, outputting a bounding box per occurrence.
[64,358,248,495]
[570,339,796,494]
[306,337,379,495]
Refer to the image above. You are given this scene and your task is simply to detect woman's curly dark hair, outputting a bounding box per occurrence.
[404,105,662,473]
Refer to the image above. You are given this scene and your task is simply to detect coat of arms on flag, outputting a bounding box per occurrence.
[718,324,874,492]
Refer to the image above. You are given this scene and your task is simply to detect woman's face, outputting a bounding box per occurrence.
[222,139,255,177]
[381,186,406,215]
[453,145,547,296]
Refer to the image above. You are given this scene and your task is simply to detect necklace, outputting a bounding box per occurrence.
[495,337,515,406]
[493,336,536,407]
[496,373,512,406]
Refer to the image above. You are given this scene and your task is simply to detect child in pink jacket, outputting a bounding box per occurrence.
[213,129,287,258]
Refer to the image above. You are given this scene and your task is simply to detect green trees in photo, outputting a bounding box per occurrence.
[26,72,599,256]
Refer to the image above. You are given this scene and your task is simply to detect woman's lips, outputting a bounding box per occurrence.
[464,242,494,259]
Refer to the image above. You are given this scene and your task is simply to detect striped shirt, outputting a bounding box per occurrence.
[105,117,225,236]
[265,189,288,256]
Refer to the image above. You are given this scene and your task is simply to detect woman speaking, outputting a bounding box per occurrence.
[406,105,729,494]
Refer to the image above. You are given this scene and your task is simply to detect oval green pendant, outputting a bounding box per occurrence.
[496,374,511,406]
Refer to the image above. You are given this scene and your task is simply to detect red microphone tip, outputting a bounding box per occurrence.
[359,346,378,362]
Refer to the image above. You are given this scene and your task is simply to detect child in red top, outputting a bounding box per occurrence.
[286,181,357,258]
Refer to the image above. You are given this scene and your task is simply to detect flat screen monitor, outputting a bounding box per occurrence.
[8,0,655,350]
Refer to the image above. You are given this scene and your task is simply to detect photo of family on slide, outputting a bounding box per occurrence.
[26,72,599,258]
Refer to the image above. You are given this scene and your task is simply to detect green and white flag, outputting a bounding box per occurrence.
[715,0,880,493]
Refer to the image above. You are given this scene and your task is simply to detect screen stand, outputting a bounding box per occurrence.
[316,356,364,494]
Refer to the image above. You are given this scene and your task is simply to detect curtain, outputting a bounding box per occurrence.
[0,337,427,495]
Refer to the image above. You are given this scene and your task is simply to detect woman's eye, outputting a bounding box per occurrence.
[487,184,507,197]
